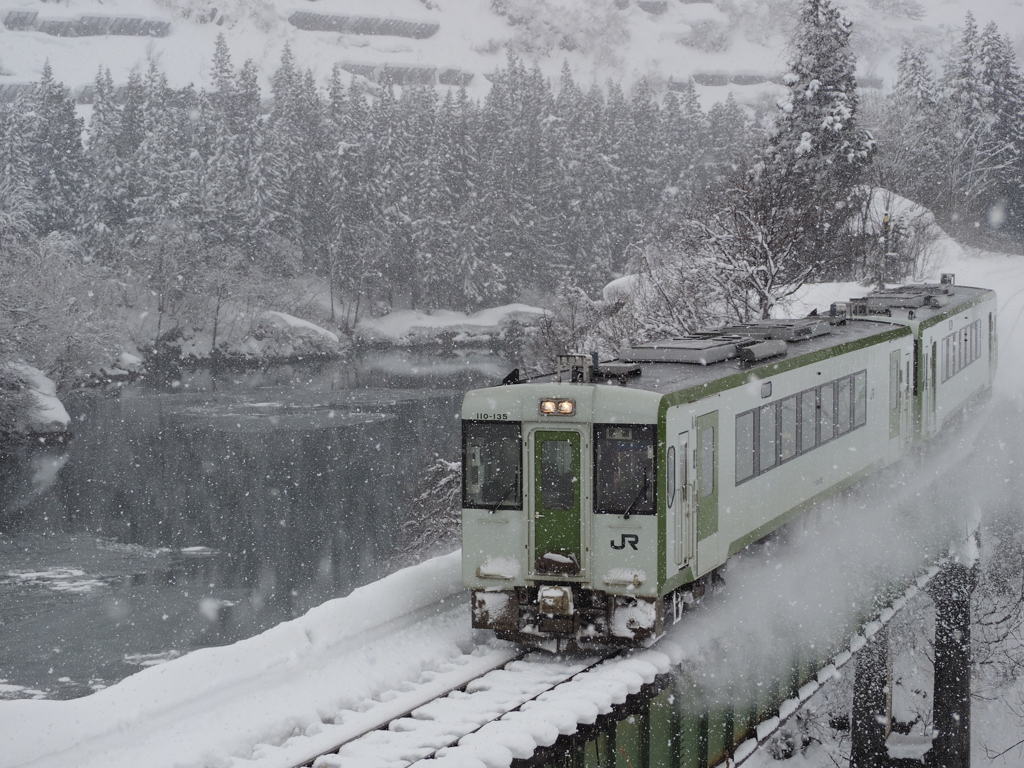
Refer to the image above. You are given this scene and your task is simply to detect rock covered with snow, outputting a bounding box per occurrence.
[240,310,347,360]
[156,310,349,364]
[355,304,547,348]
[3,364,71,438]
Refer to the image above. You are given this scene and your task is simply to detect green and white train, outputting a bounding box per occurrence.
[461,278,997,649]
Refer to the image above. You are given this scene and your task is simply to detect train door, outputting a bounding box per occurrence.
[669,431,693,571]
[528,429,585,577]
[695,412,719,573]
[889,350,901,460]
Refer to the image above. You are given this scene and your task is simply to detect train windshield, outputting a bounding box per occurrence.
[594,424,656,515]
[463,422,522,510]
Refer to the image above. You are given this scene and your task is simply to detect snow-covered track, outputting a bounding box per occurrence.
[225,632,523,768]
[303,651,622,768]
[276,647,529,768]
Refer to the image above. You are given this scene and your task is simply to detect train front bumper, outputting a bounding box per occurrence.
[471,586,662,646]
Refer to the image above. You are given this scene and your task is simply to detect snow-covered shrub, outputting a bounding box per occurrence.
[0,233,125,385]
[974,510,1024,698]
[398,456,462,561]
[524,247,738,372]
[524,244,743,370]
[0,368,33,441]
[525,282,605,368]
[595,247,739,346]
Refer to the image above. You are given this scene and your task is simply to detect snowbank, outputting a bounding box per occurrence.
[0,551,467,768]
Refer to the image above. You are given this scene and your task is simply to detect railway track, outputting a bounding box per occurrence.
[316,652,621,768]
[219,597,518,768]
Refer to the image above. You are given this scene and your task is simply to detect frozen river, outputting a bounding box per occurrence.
[0,350,510,700]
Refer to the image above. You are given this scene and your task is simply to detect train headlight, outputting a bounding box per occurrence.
[539,399,575,416]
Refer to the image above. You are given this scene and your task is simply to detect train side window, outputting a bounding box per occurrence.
[836,376,852,435]
[735,411,755,484]
[798,390,817,453]
[780,396,797,462]
[667,446,676,507]
[759,402,777,472]
[819,382,835,444]
[462,421,522,510]
[700,427,715,498]
[854,371,867,427]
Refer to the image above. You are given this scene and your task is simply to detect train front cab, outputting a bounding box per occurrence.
[462,382,665,648]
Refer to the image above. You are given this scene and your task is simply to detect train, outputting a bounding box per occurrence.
[460,276,997,649]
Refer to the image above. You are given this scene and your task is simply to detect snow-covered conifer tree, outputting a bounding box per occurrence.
[0,103,37,247]
[706,94,752,179]
[660,81,707,196]
[79,67,127,259]
[762,0,874,278]
[24,62,86,236]
[895,42,937,107]
[975,23,1024,234]
[935,16,1022,231]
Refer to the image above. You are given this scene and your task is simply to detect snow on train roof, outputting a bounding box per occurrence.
[593,282,993,397]
[611,317,900,396]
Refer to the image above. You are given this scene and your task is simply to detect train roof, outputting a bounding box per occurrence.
[523,281,993,398]
[607,316,905,396]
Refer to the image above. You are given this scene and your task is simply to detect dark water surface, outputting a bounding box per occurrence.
[0,351,508,699]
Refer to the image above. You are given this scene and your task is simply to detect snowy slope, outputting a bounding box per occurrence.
[1,0,1023,110]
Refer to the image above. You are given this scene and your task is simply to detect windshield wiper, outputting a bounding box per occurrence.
[623,471,649,520]
[489,479,518,514]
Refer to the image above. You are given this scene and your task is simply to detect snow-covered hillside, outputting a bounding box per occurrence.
[1,0,1022,109]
